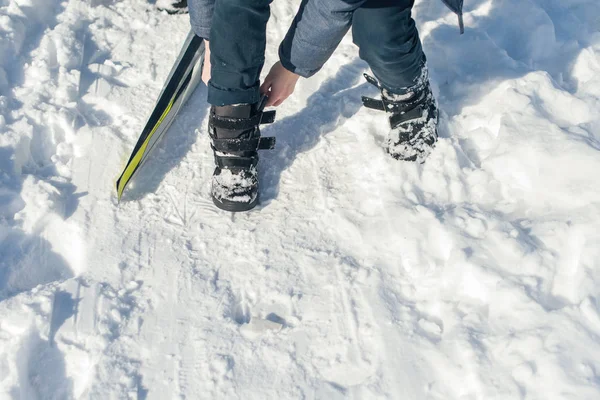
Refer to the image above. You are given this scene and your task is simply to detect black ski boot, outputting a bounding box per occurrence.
[208,97,276,212]
[361,68,438,163]
[156,0,188,14]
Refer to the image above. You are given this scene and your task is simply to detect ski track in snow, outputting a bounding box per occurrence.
[1,0,600,398]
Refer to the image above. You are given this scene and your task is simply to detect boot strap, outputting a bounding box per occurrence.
[361,73,429,128]
[214,155,258,169]
[210,99,276,170]
[209,110,276,130]
[389,106,424,129]
[211,136,276,153]
[362,96,392,112]
[361,88,426,113]
[363,94,425,123]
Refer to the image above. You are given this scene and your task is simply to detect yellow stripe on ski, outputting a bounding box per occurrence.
[116,98,176,201]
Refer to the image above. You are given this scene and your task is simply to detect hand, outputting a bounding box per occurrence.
[260,62,300,107]
[202,40,211,85]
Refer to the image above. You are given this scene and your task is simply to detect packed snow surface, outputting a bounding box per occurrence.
[1,0,600,398]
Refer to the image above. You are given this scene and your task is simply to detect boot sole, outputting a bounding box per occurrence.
[212,195,259,212]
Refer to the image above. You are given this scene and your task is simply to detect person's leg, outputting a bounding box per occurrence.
[188,0,214,39]
[197,0,275,211]
[352,0,437,163]
[352,0,425,94]
[208,0,273,106]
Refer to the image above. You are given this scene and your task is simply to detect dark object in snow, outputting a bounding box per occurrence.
[156,0,188,14]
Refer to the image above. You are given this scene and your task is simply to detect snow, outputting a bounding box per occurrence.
[1,0,600,398]
[212,166,258,203]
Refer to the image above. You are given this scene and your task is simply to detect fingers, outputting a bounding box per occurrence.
[260,78,274,106]
[267,92,279,107]
[260,83,273,107]
[265,90,284,107]
[262,61,300,107]
[259,78,271,95]
[269,88,290,107]
[261,81,293,107]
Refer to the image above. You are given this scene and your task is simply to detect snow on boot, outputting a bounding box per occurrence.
[156,0,188,14]
[361,68,438,163]
[208,97,276,212]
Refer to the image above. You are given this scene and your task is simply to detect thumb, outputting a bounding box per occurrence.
[260,78,272,95]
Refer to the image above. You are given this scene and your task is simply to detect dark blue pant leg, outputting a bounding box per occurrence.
[352,0,425,94]
[208,0,273,106]
[188,0,215,40]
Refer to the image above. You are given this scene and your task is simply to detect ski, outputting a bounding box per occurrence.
[116,31,205,201]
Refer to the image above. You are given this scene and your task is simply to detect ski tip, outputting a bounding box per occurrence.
[116,178,124,204]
